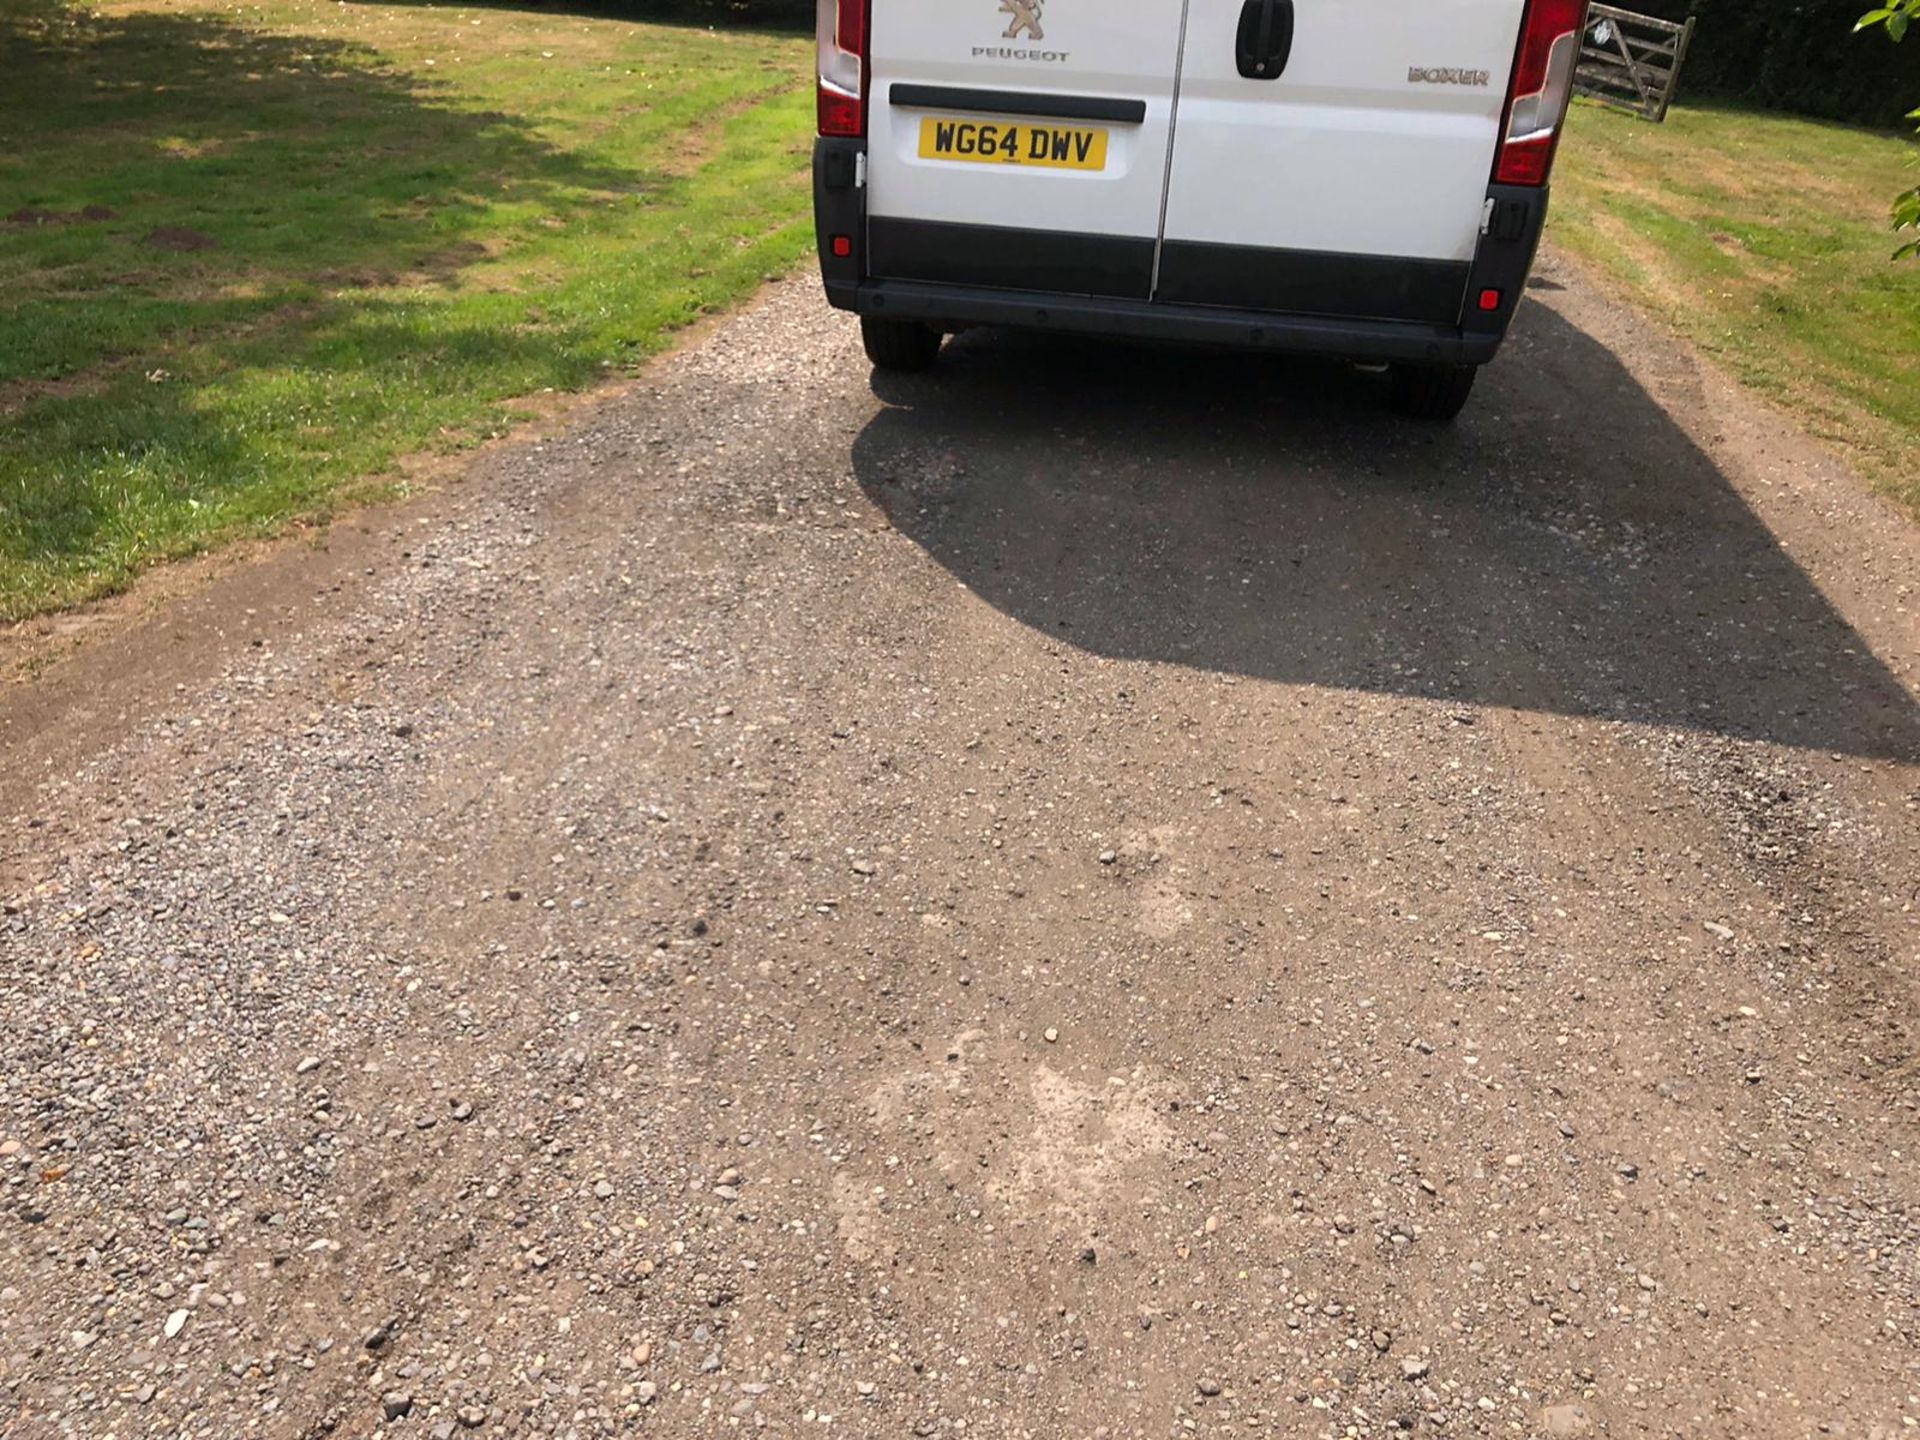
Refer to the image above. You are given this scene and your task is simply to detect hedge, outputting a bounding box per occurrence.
[616,0,1913,129]
[1637,0,1914,128]
[612,0,813,28]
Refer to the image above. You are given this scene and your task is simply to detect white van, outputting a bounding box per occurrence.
[813,0,1588,418]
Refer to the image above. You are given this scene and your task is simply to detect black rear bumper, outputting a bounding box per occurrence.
[813,136,1546,366]
[826,277,1505,365]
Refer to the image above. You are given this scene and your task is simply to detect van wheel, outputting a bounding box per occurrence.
[861,317,942,372]
[1387,362,1477,421]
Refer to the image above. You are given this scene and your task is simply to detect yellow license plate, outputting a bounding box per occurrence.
[917,116,1109,171]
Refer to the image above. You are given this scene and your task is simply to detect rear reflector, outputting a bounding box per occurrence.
[818,87,862,138]
[817,0,869,137]
[1494,0,1587,185]
[831,234,853,258]
[1477,287,1503,312]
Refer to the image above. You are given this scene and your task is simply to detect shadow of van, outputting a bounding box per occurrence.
[850,302,1919,763]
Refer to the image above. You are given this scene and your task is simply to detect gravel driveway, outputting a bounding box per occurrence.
[3,254,1917,1440]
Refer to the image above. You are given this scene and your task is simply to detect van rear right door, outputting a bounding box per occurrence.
[1156,0,1530,323]
[864,0,1188,301]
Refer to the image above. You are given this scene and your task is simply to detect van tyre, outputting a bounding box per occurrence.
[1388,362,1477,421]
[1387,361,1477,421]
[862,317,942,372]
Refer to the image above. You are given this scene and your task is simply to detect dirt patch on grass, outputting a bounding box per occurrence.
[1587,121,1874,214]
[155,135,236,159]
[0,294,321,420]
[414,239,491,274]
[7,204,115,225]
[144,224,219,251]
[1662,145,1866,209]
[1572,210,1687,308]
[316,267,402,290]
[309,239,505,297]
[658,86,796,177]
[0,365,126,418]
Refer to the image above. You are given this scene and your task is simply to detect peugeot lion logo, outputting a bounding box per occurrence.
[972,0,1063,61]
[1000,0,1044,40]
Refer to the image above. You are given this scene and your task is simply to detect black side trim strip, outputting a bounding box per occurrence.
[869,217,1155,300]
[888,83,1147,124]
[1156,240,1469,325]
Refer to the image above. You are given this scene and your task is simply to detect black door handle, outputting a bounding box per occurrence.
[1235,0,1294,79]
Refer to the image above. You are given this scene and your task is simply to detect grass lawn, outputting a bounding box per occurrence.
[1553,99,1920,515]
[0,0,814,621]
[6,20,1916,627]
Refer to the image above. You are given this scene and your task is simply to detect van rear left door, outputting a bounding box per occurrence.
[864,0,1188,301]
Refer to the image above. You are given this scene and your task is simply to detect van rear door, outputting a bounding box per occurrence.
[1156,0,1530,322]
[864,0,1188,301]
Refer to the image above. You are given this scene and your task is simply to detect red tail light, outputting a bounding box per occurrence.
[817,0,870,137]
[1493,0,1588,185]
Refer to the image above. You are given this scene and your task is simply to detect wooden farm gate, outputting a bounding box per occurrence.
[1575,4,1697,121]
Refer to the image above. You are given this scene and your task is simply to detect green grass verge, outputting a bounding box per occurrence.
[0,0,815,620]
[9,20,1910,623]
[1553,99,1920,516]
